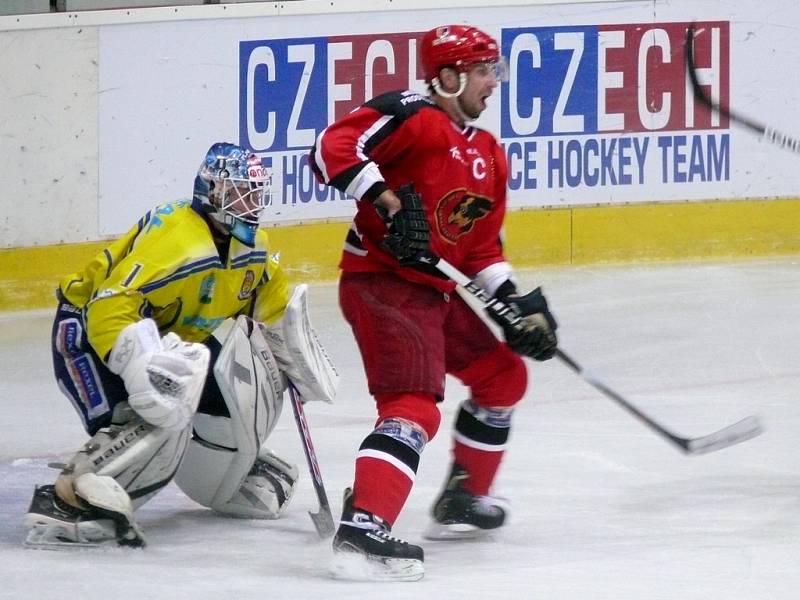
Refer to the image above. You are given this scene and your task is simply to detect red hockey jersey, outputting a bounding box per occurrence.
[310,89,509,292]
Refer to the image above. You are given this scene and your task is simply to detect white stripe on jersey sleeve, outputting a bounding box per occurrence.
[356,114,394,161]
[345,161,384,201]
[313,126,331,182]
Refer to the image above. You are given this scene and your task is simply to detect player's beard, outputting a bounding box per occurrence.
[450,96,480,126]
[457,96,482,122]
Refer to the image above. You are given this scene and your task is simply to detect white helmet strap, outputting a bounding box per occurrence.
[432,72,476,125]
[431,71,468,99]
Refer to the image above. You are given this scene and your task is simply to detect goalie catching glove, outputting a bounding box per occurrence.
[261,284,339,404]
[108,319,210,430]
[490,281,558,361]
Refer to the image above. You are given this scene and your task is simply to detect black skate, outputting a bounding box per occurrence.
[23,484,145,549]
[424,463,509,541]
[330,488,424,581]
[23,484,118,548]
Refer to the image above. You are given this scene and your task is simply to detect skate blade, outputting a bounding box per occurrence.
[423,521,493,541]
[23,516,121,550]
[329,551,424,582]
[23,538,115,551]
[24,526,117,550]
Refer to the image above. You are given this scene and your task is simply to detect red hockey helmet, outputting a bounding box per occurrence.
[420,25,501,82]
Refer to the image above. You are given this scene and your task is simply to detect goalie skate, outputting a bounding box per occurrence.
[424,464,509,541]
[329,488,424,582]
[23,484,145,549]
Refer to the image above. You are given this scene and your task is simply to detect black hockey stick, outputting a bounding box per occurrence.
[288,380,336,537]
[686,25,800,153]
[419,254,763,455]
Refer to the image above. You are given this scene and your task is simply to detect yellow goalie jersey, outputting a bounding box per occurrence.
[59,200,288,361]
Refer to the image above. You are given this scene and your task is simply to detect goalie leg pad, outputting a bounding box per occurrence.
[26,406,188,547]
[175,315,296,518]
[56,404,191,510]
[73,473,146,547]
[220,447,299,519]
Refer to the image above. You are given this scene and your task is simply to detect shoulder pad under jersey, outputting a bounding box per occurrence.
[363,90,436,120]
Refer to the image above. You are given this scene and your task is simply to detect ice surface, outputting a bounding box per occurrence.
[1,258,798,599]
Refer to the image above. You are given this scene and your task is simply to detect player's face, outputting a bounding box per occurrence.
[459,62,500,119]
[224,180,267,223]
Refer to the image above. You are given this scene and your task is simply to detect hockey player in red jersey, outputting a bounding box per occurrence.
[310,24,558,581]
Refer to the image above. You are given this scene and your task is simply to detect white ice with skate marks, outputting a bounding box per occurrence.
[330,551,425,582]
[1,259,800,599]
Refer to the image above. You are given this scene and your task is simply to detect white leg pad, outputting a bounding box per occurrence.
[175,316,295,519]
[61,410,191,511]
[73,472,147,546]
[74,473,133,517]
[96,422,191,509]
[215,447,299,519]
[175,414,241,509]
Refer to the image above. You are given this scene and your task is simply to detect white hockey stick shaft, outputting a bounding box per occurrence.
[420,255,763,455]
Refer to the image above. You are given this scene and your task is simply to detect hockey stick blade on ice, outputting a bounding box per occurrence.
[553,348,763,455]
[421,255,764,455]
[288,381,336,537]
[686,26,800,154]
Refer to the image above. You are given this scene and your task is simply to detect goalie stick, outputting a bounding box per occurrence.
[686,26,800,154]
[419,254,763,455]
[288,381,336,537]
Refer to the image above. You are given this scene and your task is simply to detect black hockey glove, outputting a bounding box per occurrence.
[376,184,431,265]
[490,282,558,361]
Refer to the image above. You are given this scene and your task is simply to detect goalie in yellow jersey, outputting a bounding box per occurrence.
[23,142,338,548]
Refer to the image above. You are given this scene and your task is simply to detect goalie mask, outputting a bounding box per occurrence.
[420,25,508,98]
[193,142,272,246]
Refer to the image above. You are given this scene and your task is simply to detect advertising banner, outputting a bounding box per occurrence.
[97,2,800,234]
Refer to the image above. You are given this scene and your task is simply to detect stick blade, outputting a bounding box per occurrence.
[309,506,336,538]
[686,416,764,455]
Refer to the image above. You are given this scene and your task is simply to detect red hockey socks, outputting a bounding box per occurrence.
[351,393,441,526]
[451,399,512,496]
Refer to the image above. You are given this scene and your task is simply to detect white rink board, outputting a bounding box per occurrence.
[2,0,800,247]
[95,0,800,234]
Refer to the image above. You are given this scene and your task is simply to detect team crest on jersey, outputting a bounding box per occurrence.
[199,274,215,304]
[435,189,493,243]
[238,270,256,300]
